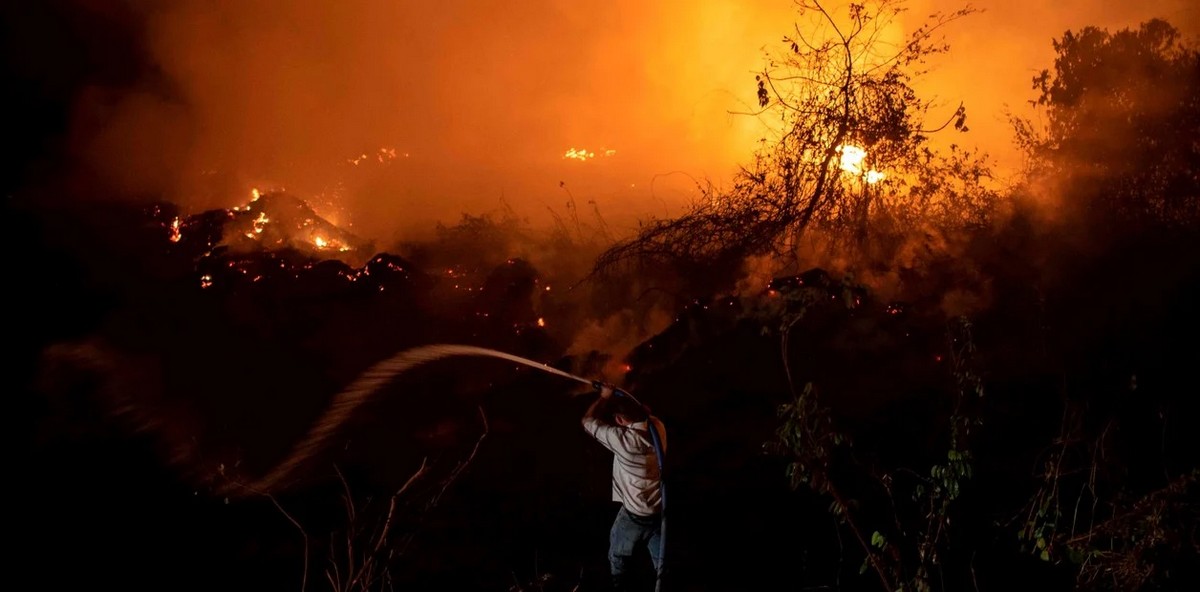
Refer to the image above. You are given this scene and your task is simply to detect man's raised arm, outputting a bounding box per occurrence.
[582,385,620,452]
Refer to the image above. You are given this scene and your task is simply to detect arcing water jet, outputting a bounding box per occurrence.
[225,344,628,496]
[214,343,670,572]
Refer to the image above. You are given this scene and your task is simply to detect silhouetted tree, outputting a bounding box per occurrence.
[594,0,994,288]
[1002,20,1200,592]
[1013,19,1200,229]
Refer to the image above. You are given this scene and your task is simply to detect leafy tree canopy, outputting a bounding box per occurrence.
[1015,19,1200,228]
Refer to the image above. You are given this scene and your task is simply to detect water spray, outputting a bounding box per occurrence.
[224,345,577,494]
[228,346,665,497]
[218,342,670,580]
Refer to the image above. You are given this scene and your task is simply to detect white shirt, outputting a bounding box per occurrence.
[582,415,667,517]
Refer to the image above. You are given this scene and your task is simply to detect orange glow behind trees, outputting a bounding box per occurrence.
[59,0,1196,244]
[591,0,996,286]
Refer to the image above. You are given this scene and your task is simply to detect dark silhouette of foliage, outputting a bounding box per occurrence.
[593,0,994,287]
[771,297,983,592]
[1013,19,1200,228]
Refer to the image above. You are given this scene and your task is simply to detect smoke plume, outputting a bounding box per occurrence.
[19,0,1185,244]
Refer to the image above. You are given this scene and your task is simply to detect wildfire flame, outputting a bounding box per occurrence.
[312,235,351,251]
[837,145,866,175]
[168,217,182,243]
[563,147,616,161]
[349,146,406,166]
[836,145,885,184]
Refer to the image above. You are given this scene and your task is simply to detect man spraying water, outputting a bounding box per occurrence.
[583,383,668,592]
[198,343,671,587]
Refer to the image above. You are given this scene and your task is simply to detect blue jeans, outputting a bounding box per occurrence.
[609,506,663,591]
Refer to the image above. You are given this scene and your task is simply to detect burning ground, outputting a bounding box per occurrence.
[12,174,1198,590]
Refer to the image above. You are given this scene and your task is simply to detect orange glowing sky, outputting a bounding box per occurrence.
[76,0,1198,241]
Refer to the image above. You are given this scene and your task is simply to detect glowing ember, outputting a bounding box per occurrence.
[537,317,546,327]
[251,188,261,201]
[200,274,213,289]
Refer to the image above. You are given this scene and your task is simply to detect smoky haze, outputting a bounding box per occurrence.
[64,0,1198,242]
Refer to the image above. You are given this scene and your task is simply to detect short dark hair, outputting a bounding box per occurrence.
[604,395,649,423]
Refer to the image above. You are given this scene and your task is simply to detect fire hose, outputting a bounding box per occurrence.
[592,379,670,580]
[224,344,668,570]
